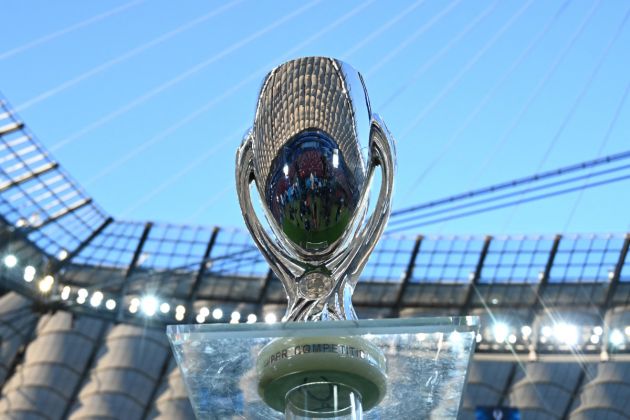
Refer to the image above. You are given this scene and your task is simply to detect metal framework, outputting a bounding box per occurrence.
[1,94,630,358]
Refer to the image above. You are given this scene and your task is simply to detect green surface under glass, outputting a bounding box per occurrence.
[167,316,479,419]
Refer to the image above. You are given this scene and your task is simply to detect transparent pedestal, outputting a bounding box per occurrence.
[167,316,479,419]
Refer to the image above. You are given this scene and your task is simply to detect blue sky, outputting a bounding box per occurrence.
[1,0,629,236]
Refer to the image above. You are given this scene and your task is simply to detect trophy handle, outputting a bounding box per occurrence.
[236,131,302,298]
[334,114,396,283]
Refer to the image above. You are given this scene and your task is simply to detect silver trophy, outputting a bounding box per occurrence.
[236,57,395,417]
[236,56,395,322]
[166,56,477,420]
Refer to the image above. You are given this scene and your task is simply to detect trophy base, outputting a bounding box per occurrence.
[257,336,387,413]
[167,317,479,419]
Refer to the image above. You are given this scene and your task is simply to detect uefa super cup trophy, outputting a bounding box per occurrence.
[236,57,395,418]
[166,56,478,420]
[236,56,395,322]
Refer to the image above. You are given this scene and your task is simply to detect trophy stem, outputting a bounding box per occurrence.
[285,382,363,419]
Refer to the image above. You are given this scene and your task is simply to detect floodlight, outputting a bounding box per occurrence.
[541,326,552,337]
[175,305,186,314]
[77,288,88,299]
[231,311,241,321]
[160,302,170,314]
[3,254,17,268]
[38,275,54,293]
[264,313,277,324]
[105,299,116,310]
[141,296,159,316]
[200,307,210,317]
[590,334,600,344]
[196,314,206,324]
[212,308,223,320]
[521,325,532,338]
[493,323,509,343]
[610,329,624,347]
[175,312,185,321]
[593,326,603,336]
[90,291,104,307]
[61,285,71,300]
[23,266,36,282]
[247,314,257,324]
[553,323,578,346]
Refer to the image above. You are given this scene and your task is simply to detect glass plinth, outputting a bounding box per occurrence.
[167,316,479,419]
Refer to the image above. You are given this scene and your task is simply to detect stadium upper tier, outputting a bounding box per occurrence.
[2,92,630,358]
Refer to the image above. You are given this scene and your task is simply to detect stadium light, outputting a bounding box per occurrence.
[593,326,603,336]
[105,299,116,310]
[175,305,186,314]
[590,334,600,344]
[475,333,482,343]
[3,254,17,268]
[78,288,88,299]
[247,314,257,324]
[212,308,223,320]
[230,311,241,324]
[199,307,210,317]
[141,296,159,316]
[264,313,277,324]
[196,314,206,324]
[77,296,86,305]
[493,323,509,343]
[610,329,624,347]
[38,275,54,293]
[175,311,185,321]
[553,323,578,346]
[61,285,71,300]
[541,326,552,337]
[23,266,36,282]
[90,291,104,307]
[521,325,532,338]
[160,302,170,314]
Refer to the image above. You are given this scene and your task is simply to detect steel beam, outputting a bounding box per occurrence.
[603,233,630,314]
[23,198,92,233]
[0,162,58,193]
[186,227,220,321]
[256,269,275,317]
[391,235,423,318]
[116,222,153,321]
[460,236,492,315]
[49,217,113,275]
[529,234,562,322]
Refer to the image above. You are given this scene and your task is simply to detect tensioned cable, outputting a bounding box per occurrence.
[391,149,630,218]
[563,79,630,232]
[397,0,534,141]
[50,0,322,152]
[365,0,463,77]
[339,0,427,60]
[466,0,602,189]
[112,1,378,216]
[404,0,571,193]
[388,171,630,233]
[15,0,244,112]
[0,0,145,61]
[502,5,630,233]
[391,161,630,228]
[377,0,500,111]
[536,6,630,172]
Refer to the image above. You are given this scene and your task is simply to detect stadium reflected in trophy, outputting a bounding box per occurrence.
[236,56,395,323]
[167,56,477,420]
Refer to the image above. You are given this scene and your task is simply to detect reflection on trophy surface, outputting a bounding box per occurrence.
[237,56,395,322]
